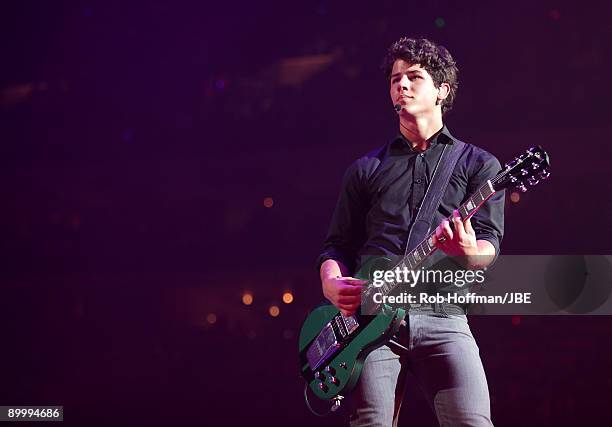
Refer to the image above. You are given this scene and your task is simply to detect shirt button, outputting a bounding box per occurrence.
[416,178,423,184]
[419,153,425,158]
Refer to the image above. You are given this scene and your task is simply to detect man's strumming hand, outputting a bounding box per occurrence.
[322,276,368,317]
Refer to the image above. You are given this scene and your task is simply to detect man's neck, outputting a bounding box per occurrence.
[398,113,444,152]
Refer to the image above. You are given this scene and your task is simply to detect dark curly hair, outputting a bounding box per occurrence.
[382,37,459,115]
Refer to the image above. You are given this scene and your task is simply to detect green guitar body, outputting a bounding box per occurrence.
[298,257,406,400]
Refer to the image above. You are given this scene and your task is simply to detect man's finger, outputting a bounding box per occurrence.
[452,210,465,237]
[338,277,369,285]
[434,229,446,247]
[339,302,359,313]
[338,284,364,296]
[442,219,454,241]
[464,216,475,235]
[338,295,361,305]
[339,302,359,310]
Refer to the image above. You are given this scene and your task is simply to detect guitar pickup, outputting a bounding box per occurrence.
[306,322,341,371]
[334,316,348,338]
[343,315,359,334]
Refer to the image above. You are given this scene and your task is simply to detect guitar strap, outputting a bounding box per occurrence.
[404,136,466,255]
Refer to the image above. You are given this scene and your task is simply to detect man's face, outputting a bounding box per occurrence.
[389,59,441,117]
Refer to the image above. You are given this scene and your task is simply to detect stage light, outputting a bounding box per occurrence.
[510,192,520,203]
[279,53,337,86]
[242,292,254,305]
[282,292,294,304]
[263,197,274,208]
[206,313,217,324]
[269,305,280,317]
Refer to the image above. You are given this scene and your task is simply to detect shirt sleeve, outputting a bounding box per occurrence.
[467,151,505,258]
[315,160,368,275]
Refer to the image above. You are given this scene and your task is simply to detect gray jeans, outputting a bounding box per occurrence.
[348,311,493,427]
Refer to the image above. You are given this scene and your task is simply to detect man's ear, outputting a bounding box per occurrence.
[437,83,450,103]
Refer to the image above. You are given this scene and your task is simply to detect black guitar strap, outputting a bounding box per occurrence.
[404,137,466,255]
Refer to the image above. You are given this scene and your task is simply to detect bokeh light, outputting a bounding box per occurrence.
[282,292,293,304]
[242,292,253,305]
[269,305,280,317]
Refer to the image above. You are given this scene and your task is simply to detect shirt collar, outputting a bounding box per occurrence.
[391,125,455,152]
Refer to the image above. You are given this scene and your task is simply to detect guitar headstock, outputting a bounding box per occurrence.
[493,146,551,192]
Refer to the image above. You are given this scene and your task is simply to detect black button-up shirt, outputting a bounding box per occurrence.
[317,126,505,274]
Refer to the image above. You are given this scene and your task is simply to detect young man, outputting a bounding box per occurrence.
[317,38,504,426]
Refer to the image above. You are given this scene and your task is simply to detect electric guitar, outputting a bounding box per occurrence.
[299,145,550,403]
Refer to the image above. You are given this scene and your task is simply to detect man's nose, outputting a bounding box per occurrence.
[398,76,410,91]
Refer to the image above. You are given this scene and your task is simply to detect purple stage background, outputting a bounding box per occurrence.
[1,1,611,425]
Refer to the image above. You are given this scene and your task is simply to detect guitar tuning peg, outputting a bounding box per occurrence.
[539,170,550,180]
[510,176,518,183]
[517,183,528,193]
[520,168,529,176]
[527,176,539,186]
[531,162,540,170]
